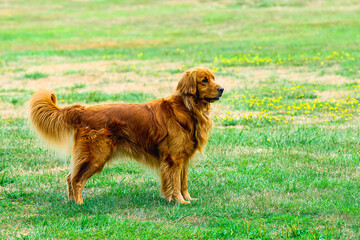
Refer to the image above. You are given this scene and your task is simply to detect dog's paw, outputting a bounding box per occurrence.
[176,199,190,204]
[172,195,190,204]
[188,197,198,202]
[182,191,197,202]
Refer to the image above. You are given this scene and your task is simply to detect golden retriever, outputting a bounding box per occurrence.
[29,67,223,204]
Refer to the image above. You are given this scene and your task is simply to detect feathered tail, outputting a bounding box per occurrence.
[29,89,83,150]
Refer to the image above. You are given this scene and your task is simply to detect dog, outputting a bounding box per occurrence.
[29,67,224,204]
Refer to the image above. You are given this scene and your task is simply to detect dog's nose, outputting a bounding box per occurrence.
[217,87,224,94]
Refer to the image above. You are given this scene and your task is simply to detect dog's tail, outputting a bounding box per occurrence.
[29,89,84,151]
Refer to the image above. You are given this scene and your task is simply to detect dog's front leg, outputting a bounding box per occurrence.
[181,159,197,202]
[160,155,190,204]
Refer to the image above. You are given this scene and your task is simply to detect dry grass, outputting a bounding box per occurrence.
[0,62,355,120]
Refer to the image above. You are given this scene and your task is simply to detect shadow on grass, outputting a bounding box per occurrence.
[6,180,196,219]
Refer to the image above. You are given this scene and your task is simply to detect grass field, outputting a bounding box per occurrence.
[1,0,360,239]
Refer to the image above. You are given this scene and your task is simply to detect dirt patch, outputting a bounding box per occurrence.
[0,10,20,15]
[320,120,360,130]
[0,75,101,91]
[0,63,355,118]
[26,60,145,75]
[312,74,350,85]
[0,60,185,118]
[305,2,360,10]
[1,59,179,92]
[0,103,28,118]
[316,90,347,100]
[34,75,101,89]
[51,39,164,51]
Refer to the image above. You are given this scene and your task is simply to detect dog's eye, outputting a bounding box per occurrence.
[202,78,208,83]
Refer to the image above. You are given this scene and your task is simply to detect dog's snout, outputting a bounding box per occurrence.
[217,87,224,94]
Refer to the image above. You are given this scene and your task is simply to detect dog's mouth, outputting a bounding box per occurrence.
[204,95,222,102]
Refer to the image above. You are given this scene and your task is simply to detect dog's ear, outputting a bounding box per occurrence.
[176,70,197,95]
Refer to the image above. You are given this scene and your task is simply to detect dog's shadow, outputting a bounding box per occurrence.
[30,180,195,218]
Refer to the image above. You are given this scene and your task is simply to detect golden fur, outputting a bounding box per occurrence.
[29,67,223,204]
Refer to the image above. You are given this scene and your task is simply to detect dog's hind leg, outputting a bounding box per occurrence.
[71,157,107,204]
[66,173,74,201]
[160,155,189,204]
[70,128,113,204]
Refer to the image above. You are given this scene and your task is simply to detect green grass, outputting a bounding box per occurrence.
[1,0,360,239]
[1,119,359,239]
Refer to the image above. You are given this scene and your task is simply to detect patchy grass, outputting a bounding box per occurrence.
[0,89,155,106]
[56,91,156,104]
[63,70,86,76]
[23,72,49,79]
[0,89,33,106]
[1,0,360,239]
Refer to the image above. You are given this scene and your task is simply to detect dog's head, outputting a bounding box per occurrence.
[176,67,224,109]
